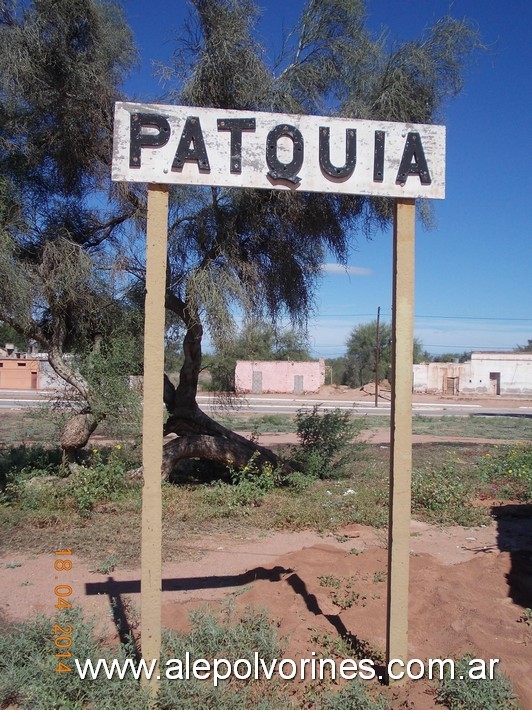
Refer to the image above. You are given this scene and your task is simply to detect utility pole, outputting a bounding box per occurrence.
[375,306,380,408]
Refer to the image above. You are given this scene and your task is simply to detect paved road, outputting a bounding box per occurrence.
[198,395,531,418]
[0,392,530,418]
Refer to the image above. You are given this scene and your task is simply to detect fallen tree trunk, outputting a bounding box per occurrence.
[161,431,281,480]
[128,296,288,482]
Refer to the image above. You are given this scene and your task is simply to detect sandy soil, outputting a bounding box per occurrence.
[2,512,531,708]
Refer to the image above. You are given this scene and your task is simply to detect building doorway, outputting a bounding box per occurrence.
[489,372,501,395]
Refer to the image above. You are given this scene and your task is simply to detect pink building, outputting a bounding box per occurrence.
[235,359,325,394]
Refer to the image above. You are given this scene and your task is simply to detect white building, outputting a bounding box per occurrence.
[413,351,532,396]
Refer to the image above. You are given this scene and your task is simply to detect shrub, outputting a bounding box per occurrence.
[318,680,389,709]
[284,471,317,493]
[0,445,64,497]
[292,406,364,479]
[199,453,282,511]
[158,603,283,709]
[228,453,281,506]
[70,448,130,517]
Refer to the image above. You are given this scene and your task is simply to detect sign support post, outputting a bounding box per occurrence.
[140,183,169,692]
[386,197,416,682]
[112,102,444,695]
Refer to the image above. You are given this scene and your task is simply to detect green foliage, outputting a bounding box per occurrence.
[230,453,280,493]
[158,603,283,709]
[0,607,151,709]
[0,0,139,453]
[284,470,317,493]
[0,604,282,709]
[318,681,389,710]
[344,320,424,388]
[77,332,143,426]
[201,453,282,510]
[0,445,63,482]
[325,356,348,385]
[70,448,130,517]
[293,405,364,479]
[1,444,135,519]
[0,0,136,195]
[0,321,27,350]
[94,554,118,575]
[157,0,480,417]
[411,460,486,526]
[475,443,532,501]
[318,574,365,610]
[436,656,518,709]
[518,608,532,626]
[344,320,392,388]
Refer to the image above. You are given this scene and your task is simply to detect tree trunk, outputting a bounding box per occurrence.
[161,432,279,480]
[161,293,285,480]
[48,343,101,468]
[60,412,98,464]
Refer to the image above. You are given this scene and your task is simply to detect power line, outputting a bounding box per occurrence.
[312,343,518,350]
[314,313,532,321]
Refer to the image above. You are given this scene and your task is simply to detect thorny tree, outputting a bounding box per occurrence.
[129,0,480,477]
[0,0,138,463]
[0,0,480,478]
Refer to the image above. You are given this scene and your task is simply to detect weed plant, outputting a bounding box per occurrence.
[411,460,487,526]
[476,443,532,501]
[0,607,151,709]
[436,656,518,709]
[0,603,390,709]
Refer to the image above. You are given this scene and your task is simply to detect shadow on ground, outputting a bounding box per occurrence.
[492,503,532,609]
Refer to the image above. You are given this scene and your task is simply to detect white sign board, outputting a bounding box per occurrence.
[112,102,445,199]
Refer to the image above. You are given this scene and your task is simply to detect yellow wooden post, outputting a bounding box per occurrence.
[386,198,415,683]
[140,183,169,692]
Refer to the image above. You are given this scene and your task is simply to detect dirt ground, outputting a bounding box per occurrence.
[3,513,532,707]
[1,389,531,707]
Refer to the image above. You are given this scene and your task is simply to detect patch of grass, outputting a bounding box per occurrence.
[318,681,389,709]
[318,574,365,609]
[0,410,57,448]
[159,602,285,708]
[214,413,296,434]
[436,656,518,709]
[412,414,532,440]
[518,608,532,626]
[475,443,532,501]
[310,629,385,666]
[2,440,529,568]
[318,575,342,589]
[412,459,488,526]
[0,607,150,708]
[0,602,393,709]
[93,554,117,575]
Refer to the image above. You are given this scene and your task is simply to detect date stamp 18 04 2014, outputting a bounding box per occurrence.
[53,549,74,674]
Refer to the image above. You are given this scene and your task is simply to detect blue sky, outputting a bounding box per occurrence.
[121,0,532,358]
